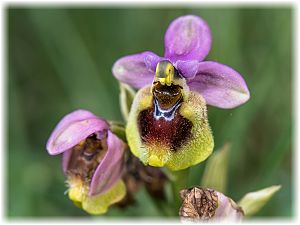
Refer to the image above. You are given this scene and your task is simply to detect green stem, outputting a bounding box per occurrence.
[151,197,174,217]
[109,121,127,142]
[171,168,190,214]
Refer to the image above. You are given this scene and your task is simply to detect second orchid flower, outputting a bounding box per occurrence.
[46,110,126,214]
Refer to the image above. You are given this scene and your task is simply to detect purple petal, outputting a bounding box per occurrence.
[89,131,125,196]
[164,15,212,62]
[144,52,163,72]
[62,148,73,174]
[112,51,161,89]
[46,109,109,155]
[188,61,250,109]
[175,60,199,79]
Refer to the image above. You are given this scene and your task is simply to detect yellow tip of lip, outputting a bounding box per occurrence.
[68,178,87,203]
[148,154,165,167]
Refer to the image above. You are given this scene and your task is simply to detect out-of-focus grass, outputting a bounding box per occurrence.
[7,7,292,218]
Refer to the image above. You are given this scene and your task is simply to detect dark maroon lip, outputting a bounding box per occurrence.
[138,88,193,152]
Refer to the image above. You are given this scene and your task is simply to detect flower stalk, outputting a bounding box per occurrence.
[171,168,190,211]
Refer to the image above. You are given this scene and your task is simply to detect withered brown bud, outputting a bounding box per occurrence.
[179,187,244,222]
[116,153,168,208]
[138,162,167,199]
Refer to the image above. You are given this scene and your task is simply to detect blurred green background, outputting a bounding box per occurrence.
[8,7,292,218]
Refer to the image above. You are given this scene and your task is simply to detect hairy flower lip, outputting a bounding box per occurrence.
[126,85,214,171]
[112,14,250,109]
[46,109,126,196]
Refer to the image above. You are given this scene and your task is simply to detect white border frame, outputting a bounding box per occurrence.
[1,1,297,224]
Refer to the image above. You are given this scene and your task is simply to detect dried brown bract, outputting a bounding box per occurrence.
[179,186,244,223]
[179,187,218,221]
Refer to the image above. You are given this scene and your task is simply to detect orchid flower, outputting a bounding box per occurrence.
[112,15,250,170]
[46,109,126,215]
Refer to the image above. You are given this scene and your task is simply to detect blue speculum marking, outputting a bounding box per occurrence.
[154,98,182,121]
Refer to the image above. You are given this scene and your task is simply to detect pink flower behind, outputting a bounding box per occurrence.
[46,109,126,214]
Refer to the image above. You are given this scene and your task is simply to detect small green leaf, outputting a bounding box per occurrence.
[201,143,230,193]
[238,185,281,216]
[119,82,136,122]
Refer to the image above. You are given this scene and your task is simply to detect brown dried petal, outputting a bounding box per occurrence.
[179,187,243,222]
